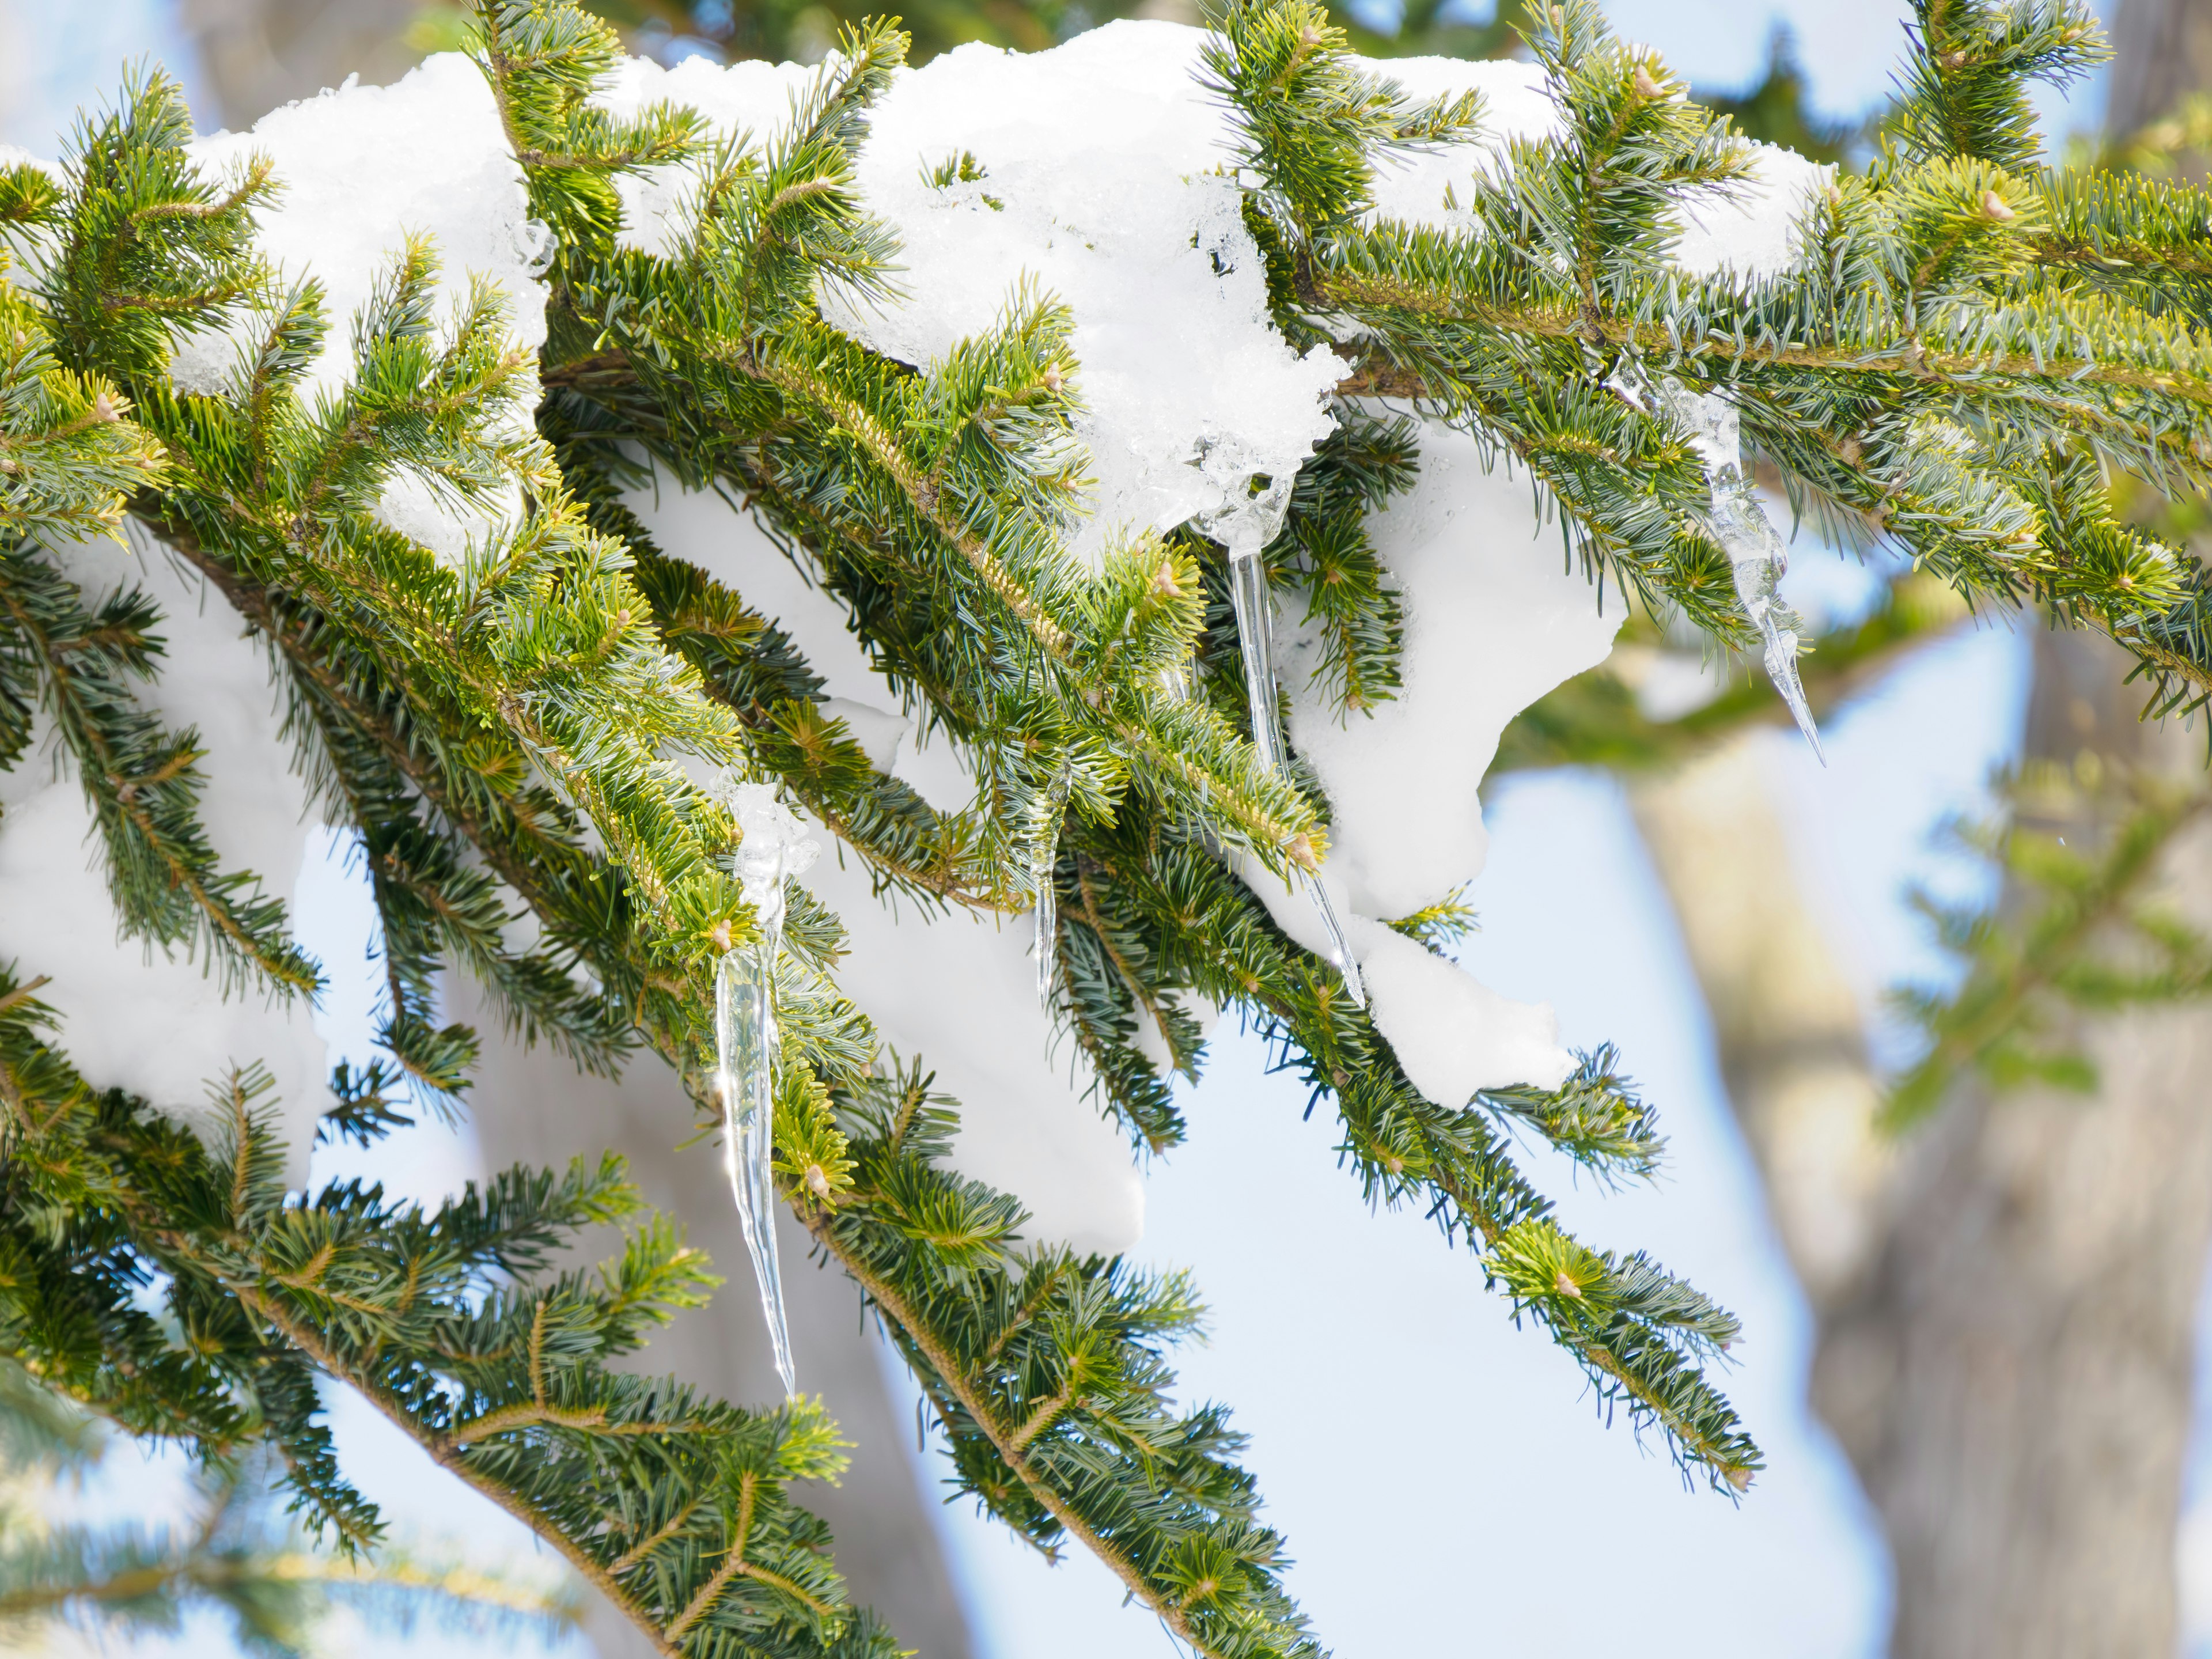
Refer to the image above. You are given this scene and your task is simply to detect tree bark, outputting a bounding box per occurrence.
[1627,738,1892,1313]
[1633,626,2212,1659]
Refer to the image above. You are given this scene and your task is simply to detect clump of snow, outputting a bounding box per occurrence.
[176,56,547,561]
[1350,919,1573,1100]
[180,56,548,405]
[1362,54,1831,281]
[813,846,1146,1257]
[0,528,329,1183]
[1362,55,1563,229]
[836,22,1343,566]
[1249,426,1614,1099]
[1673,138,1833,281]
[1282,425,1621,925]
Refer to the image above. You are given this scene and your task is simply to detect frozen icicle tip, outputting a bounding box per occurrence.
[1297,870,1368,1009]
[1339,956,1368,1010]
[1033,883,1057,1009]
[1795,707,1828,766]
[1765,653,1827,764]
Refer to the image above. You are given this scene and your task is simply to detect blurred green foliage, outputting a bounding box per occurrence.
[411,0,1868,127]
[406,0,1518,66]
[1702,27,1863,165]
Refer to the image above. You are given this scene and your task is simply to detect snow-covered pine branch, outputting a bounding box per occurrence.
[3,0,2203,1652]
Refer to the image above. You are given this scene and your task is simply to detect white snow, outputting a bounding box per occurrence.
[829,23,1344,566]
[1251,424,1618,1099]
[1283,426,1623,923]
[1359,56,1832,282]
[1363,55,1565,230]
[178,55,548,404]
[812,845,1146,1258]
[176,54,548,562]
[592,55,816,259]
[0,528,329,1181]
[1674,139,1832,281]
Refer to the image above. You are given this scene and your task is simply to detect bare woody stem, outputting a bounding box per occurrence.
[1316,275,2212,402]
[800,1211,1219,1658]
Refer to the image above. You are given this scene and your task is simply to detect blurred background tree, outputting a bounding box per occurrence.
[175,0,1518,130]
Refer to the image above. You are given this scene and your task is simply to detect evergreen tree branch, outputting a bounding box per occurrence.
[1220,0,2212,697]
[792,1059,1321,1659]
[0,970,897,1659]
[0,537,320,998]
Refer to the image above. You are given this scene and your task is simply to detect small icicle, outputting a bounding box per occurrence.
[1709,480,1826,762]
[711,779,820,1398]
[1298,867,1367,1011]
[1659,379,1826,763]
[1226,546,1287,772]
[1033,865,1058,1007]
[1217,524,1365,1008]
[1031,758,1073,1008]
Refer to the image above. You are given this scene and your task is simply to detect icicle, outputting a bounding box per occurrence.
[1295,865,1364,1009]
[1204,478,1367,1009]
[711,780,819,1398]
[1031,757,1072,1008]
[1659,378,1826,762]
[1226,546,1287,770]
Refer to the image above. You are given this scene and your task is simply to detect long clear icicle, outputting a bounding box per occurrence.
[711,781,819,1398]
[1658,378,1826,763]
[1031,758,1072,1008]
[1221,533,1366,1009]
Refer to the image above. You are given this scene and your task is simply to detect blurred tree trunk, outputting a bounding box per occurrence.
[177,0,422,129]
[2111,0,2212,169]
[1633,631,2212,1659]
